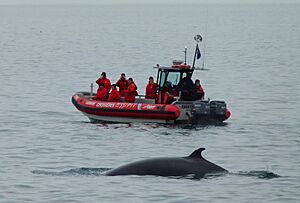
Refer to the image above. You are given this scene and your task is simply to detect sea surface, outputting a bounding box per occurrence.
[0,3,300,202]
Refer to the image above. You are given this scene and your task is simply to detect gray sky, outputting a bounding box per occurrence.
[0,0,299,4]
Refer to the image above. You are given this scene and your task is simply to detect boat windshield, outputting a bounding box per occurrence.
[159,71,187,88]
[166,72,180,87]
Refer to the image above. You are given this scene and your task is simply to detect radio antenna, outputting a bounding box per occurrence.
[202,9,208,70]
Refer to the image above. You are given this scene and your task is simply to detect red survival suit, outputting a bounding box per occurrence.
[93,88,108,101]
[124,82,138,103]
[108,89,121,102]
[196,85,205,99]
[96,77,111,93]
[145,82,157,99]
[116,78,128,96]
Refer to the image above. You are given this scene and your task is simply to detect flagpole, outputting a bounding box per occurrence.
[192,43,198,70]
[192,34,202,70]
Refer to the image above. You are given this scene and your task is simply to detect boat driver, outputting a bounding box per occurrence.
[177,73,197,101]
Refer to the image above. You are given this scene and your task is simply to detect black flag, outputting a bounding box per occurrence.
[196,45,201,59]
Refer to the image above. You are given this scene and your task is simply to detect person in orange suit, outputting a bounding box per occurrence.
[108,84,121,102]
[195,79,205,100]
[123,78,138,103]
[96,72,111,93]
[116,73,128,96]
[93,83,107,101]
[145,76,157,99]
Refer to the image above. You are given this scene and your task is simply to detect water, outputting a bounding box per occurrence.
[1,3,300,202]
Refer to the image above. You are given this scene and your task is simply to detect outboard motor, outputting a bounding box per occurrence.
[210,100,226,117]
[191,100,210,123]
[191,100,227,123]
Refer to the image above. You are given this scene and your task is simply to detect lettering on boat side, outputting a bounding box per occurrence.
[143,105,156,110]
[88,102,160,110]
[85,101,96,106]
[96,103,115,108]
[115,103,137,109]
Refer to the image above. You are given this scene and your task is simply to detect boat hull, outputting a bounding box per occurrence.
[82,112,174,124]
[72,92,180,123]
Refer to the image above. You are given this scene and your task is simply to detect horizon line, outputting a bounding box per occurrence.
[0,2,299,5]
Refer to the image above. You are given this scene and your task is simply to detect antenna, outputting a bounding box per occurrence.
[202,9,208,70]
[184,46,187,65]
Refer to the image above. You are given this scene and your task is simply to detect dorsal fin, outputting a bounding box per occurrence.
[188,148,205,159]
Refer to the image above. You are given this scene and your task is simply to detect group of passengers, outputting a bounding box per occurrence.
[93,72,138,103]
[93,72,205,103]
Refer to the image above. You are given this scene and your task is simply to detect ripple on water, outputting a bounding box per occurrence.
[235,171,281,179]
[32,168,111,176]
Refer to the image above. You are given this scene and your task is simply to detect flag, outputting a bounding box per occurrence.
[196,45,201,60]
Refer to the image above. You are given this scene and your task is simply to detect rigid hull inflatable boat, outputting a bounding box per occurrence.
[72,35,231,124]
[72,92,181,123]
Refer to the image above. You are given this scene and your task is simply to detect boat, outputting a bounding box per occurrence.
[72,35,231,124]
[72,92,181,123]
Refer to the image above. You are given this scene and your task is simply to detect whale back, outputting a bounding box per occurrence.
[106,148,227,177]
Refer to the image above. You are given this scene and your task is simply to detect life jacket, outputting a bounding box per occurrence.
[196,85,204,93]
[196,85,205,99]
[108,89,121,102]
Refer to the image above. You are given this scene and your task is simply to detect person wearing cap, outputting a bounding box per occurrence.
[96,72,111,93]
[123,78,138,103]
[93,83,108,101]
[145,76,157,99]
[108,84,121,102]
[195,79,205,100]
[116,73,128,96]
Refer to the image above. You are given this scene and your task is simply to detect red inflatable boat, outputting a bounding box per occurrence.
[72,92,181,123]
[72,35,231,124]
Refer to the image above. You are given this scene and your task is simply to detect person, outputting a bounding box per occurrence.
[93,83,108,101]
[145,76,157,99]
[116,73,128,96]
[96,72,111,93]
[108,84,121,102]
[177,73,195,91]
[177,73,197,101]
[195,79,205,100]
[123,78,138,103]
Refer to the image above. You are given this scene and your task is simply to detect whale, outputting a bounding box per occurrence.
[105,148,227,177]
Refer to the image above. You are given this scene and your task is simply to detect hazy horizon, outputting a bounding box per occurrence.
[0,0,299,5]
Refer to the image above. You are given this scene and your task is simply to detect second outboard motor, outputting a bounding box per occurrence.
[210,100,226,117]
[191,100,227,123]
